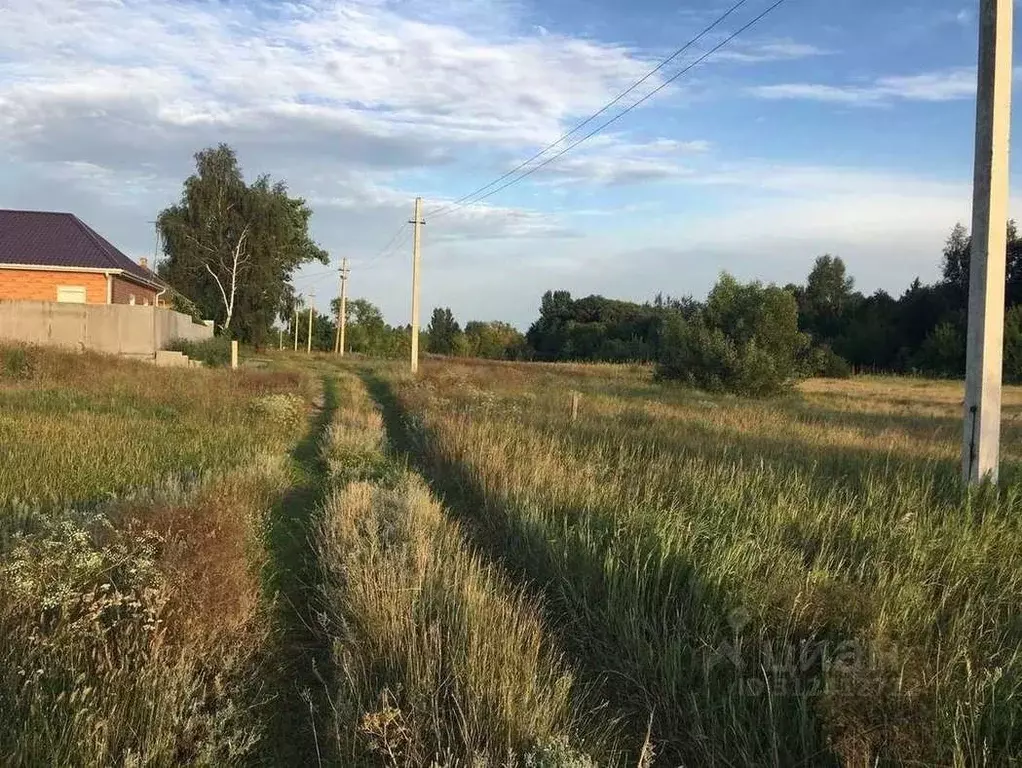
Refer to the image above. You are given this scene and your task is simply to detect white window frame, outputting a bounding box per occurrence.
[56,285,87,303]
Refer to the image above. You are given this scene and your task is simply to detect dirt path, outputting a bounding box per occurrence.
[259,376,337,766]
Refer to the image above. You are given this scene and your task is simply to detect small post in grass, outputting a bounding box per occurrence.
[231,340,238,370]
[571,391,580,423]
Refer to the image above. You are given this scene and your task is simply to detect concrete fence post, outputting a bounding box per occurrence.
[231,340,239,370]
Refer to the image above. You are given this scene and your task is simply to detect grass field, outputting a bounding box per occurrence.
[0,345,313,764]
[2,345,1020,766]
[361,358,1022,766]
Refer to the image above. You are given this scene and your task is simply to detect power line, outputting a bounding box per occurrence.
[363,227,412,264]
[366,221,407,262]
[431,0,790,219]
[292,219,410,285]
[426,0,753,219]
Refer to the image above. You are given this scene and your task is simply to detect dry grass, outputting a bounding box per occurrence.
[316,373,611,766]
[373,357,1022,766]
[0,344,309,503]
[0,344,311,765]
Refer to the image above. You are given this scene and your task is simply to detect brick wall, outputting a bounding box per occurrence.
[112,276,157,305]
[0,269,108,304]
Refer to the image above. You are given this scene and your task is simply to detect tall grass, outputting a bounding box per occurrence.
[316,374,614,765]
[383,359,1022,766]
[0,344,309,503]
[0,344,311,764]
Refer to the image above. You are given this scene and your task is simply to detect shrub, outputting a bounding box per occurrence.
[1004,306,1022,383]
[911,322,965,378]
[655,274,805,397]
[167,336,232,367]
[655,315,737,392]
[1,346,36,380]
[800,344,852,379]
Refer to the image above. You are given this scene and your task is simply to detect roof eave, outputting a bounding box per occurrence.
[0,263,166,291]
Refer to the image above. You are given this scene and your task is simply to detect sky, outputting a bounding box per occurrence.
[0,0,1017,328]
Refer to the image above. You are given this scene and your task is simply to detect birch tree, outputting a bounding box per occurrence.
[157,144,328,344]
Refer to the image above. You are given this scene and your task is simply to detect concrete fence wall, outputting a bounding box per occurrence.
[0,300,213,356]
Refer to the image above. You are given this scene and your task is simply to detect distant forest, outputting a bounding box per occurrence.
[514,221,1022,382]
[314,221,1022,394]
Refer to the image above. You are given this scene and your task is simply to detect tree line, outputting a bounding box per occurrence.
[156,144,1022,395]
[421,223,1022,394]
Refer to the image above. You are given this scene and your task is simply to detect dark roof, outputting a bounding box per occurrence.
[0,209,162,287]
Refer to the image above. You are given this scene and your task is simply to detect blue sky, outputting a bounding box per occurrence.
[0,0,1014,327]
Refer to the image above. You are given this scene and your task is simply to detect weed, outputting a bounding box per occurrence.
[166,336,232,367]
[0,345,309,765]
[374,357,1022,765]
[1,346,35,380]
[316,373,611,765]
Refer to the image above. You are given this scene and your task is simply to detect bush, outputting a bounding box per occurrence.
[655,316,737,392]
[911,322,965,378]
[1004,306,1022,383]
[655,274,805,397]
[166,337,232,367]
[0,346,36,379]
[800,344,852,379]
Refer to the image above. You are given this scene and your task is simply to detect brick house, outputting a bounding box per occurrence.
[0,209,166,305]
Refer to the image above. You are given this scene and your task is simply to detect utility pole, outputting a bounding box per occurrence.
[278,327,282,350]
[409,197,424,374]
[293,306,299,351]
[963,0,1013,484]
[335,258,349,355]
[307,295,315,355]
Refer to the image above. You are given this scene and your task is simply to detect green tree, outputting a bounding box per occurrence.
[941,223,972,305]
[157,144,328,345]
[1003,306,1022,383]
[464,321,526,359]
[658,273,806,396]
[912,322,965,377]
[328,298,410,358]
[427,307,462,355]
[941,221,1022,307]
[800,255,855,342]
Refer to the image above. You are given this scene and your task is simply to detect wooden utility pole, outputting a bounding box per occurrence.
[293,307,299,351]
[307,296,314,355]
[963,0,1013,484]
[335,258,349,355]
[409,197,424,374]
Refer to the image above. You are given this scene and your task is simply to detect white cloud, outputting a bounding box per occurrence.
[529,135,710,186]
[347,162,981,327]
[0,0,991,329]
[0,0,686,284]
[751,68,977,106]
[0,0,665,170]
[714,39,831,64]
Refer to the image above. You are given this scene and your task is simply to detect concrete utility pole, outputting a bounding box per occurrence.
[335,258,349,355]
[409,197,425,374]
[307,295,315,355]
[963,0,1013,484]
[293,307,299,351]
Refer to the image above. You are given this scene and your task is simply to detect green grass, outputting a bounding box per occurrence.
[7,342,1022,766]
[0,346,308,504]
[315,372,615,765]
[362,358,1022,766]
[0,344,313,765]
